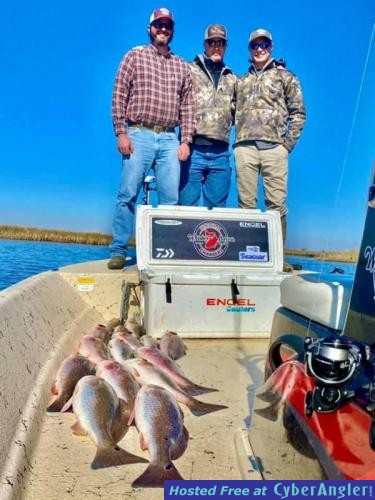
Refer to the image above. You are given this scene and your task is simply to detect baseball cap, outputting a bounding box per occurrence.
[249,28,272,43]
[204,24,227,41]
[149,7,174,25]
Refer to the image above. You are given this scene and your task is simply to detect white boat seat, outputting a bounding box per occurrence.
[280,273,353,331]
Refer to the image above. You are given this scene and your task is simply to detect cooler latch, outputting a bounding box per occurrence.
[165,278,172,304]
[231,279,240,304]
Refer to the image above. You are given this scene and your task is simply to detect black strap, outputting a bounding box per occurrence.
[165,278,172,303]
[231,279,240,304]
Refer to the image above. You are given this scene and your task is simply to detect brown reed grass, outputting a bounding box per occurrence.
[285,248,359,263]
[0,225,120,246]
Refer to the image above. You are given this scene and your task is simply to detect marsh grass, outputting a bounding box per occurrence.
[0,225,113,246]
[285,248,358,263]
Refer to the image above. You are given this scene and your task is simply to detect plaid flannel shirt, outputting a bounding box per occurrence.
[112,44,195,144]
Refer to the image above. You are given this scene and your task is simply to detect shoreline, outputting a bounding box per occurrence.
[285,249,358,264]
[0,225,111,245]
[0,225,358,263]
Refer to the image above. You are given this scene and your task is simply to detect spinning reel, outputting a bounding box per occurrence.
[304,336,366,415]
[304,335,375,449]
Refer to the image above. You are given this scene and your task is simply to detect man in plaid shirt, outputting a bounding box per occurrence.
[108,7,195,270]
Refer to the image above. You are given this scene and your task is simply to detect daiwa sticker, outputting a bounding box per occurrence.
[187,221,235,259]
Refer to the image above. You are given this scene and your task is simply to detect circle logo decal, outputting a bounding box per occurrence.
[188,221,231,259]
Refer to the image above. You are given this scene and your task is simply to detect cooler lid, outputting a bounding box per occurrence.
[136,206,283,273]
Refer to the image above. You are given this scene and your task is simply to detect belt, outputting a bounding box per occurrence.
[128,121,175,134]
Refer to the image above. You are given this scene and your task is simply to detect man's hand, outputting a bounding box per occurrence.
[117,133,134,155]
[178,143,190,161]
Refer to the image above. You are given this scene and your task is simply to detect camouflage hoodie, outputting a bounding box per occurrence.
[235,58,306,151]
[190,55,236,143]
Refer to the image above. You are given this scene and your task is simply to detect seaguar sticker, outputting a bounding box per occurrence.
[239,245,268,262]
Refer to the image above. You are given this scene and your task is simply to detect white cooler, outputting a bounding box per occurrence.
[136,206,287,338]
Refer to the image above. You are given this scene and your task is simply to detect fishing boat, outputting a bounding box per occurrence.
[0,205,286,500]
[0,172,372,499]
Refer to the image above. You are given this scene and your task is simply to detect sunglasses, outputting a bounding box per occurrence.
[206,39,226,47]
[152,20,173,31]
[250,40,271,50]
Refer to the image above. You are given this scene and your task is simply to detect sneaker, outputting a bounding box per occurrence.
[283,261,294,273]
[107,256,126,270]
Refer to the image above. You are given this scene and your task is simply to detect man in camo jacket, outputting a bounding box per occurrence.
[234,28,306,266]
[179,24,236,208]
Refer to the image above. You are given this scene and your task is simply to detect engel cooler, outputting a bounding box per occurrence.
[136,205,287,338]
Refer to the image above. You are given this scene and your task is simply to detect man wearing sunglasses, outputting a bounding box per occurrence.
[179,24,236,208]
[234,29,306,271]
[108,8,194,270]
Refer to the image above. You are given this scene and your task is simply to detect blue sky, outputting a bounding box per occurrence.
[1,1,374,250]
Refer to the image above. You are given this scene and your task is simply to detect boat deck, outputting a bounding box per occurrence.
[23,338,266,499]
[1,260,267,499]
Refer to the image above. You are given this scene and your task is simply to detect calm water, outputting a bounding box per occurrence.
[0,239,136,291]
[0,239,356,292]
[287,255,356,276]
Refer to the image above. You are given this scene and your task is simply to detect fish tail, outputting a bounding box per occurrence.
[60,396,73,412]
[91,445,148,470]
[186,397,228,417]
[132,461,183,488]
[184,383,219,396]
[46,398,65,412]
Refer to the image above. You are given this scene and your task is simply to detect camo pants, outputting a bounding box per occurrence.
[234,144,289,216]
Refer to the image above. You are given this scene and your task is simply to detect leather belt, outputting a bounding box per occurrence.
[128,121,175,134]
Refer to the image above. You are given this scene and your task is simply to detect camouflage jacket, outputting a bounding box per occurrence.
[235,58,306,151]
[190,55,236,143]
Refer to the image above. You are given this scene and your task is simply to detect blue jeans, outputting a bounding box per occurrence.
[110,127,180,257]
[179,145,231,208]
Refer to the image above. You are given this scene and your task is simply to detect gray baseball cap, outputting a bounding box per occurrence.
[249,28,272,43]
[204,24,228,41]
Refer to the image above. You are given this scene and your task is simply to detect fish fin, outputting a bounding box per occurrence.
[133,368,141,379]
[71,420,87,436]
[132,462,183,488]
[184,384,219,396]
[51,382,58,395]
[118,398,131,418]
[139,432,148,451]
[91,445,147,470]
[186,398,228,417]
[46,398,65,413]
[127,408,135,426]
[254,403,280,422]
[170,426,189,460]
[60,396,73,413]
[111,402,129,442]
